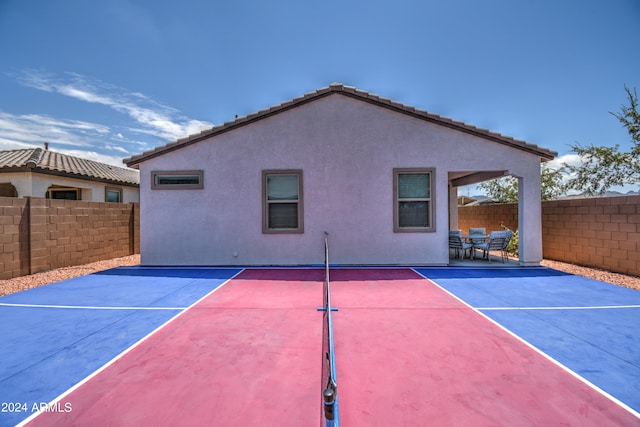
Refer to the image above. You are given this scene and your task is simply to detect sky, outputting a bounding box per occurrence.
[1,0,639,193]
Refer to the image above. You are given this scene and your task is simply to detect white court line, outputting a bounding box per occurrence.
[479,304,640,311]
[16,268,245,427]
[0,302,186,310]
[411,268,640,420]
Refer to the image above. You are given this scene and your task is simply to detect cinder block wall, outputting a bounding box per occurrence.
[0,197,139,280]
[0,197,30,279]
[459,195,640,276]
[542,196,639,276]
[456,203,518,235]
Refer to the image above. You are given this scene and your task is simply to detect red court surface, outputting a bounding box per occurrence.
[22,268,638,426]
[24,269,324,426]
[330,269,636,426]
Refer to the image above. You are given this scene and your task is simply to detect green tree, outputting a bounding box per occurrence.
[478,164,565,203]
[541,164,567,200]
[564,86,640,196]
[478,175,518,203]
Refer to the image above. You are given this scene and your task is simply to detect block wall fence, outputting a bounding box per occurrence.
[2,195,637,279]
[0,196,139,280]
[458,195,640,277]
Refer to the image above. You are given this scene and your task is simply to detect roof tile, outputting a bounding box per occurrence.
[0,148,139,186]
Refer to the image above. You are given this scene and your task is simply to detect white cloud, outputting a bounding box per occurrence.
[13,69,56,92]
[0,111,107,148]
[56,148,133,168]
[0,138,37,151]
[15,70,213,141]
[104,144,130,154]
[57,84,114,105]
[548,153,581,169]
[1,70,215,167]
[183,119,215,136]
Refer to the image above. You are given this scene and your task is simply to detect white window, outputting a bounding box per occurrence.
[262,170,303,233]
[394,168,435,232]
[106,187,122,203]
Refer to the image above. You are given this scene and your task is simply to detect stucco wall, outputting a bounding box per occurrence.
[139,95,543,266]
[0,171,139,203]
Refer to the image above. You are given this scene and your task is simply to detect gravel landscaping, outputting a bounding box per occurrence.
[1,255,638,297]
[540,259,640,291]
[0,255,140,297]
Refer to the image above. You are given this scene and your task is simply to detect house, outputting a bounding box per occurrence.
[0,147,139,203]
[125,84,555,266]
[459,196,499,206]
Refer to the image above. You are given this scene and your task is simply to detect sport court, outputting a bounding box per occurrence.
[1,265,639,426]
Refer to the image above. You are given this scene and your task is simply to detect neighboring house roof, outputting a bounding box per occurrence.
[124,83,557,168]
[0,148,140,186]
[463,197,500,206]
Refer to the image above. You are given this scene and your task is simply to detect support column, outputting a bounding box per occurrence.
[448,185,458,231]
[12,172,34,198]
[518,175,543,265]
[27,197,50,274]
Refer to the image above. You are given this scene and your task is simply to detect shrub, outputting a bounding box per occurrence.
[500,223,519,255]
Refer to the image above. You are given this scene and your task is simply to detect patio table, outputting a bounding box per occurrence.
[461,234,488,259]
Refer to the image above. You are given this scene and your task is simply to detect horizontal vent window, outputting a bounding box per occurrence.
[151,170,203,190]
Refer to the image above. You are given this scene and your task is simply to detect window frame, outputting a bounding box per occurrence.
[105,187,123,203]
[46,187,80,200]
[151,170,204,190]
[393,168,436,233]
[262,169,304,234]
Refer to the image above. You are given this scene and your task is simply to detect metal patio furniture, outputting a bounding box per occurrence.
[467,228,487,259]
[449,230,473,260]
[475,230,508,263]
[501,229,513,261]
[468,227,487,244]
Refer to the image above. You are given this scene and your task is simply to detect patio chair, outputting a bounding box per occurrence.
[475,231,507,263]
[501,229,513,260]
[449,230,472,260]
[467,227,487,258]
[468,227,486,244]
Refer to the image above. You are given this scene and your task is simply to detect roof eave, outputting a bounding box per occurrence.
[0,167,139,187]
[124,84,556,166]
[124,89,336,168]
[336,90,557,161]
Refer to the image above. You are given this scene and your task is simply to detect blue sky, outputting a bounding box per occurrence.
[1,0,639,192]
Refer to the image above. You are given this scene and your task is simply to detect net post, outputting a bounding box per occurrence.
[324,231,329,286]
[323,388,336,421]
[322,231,339,426]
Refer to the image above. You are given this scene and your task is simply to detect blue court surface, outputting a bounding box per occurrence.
[1,265,639,426]
[0,267,241,427]
[416,267,640,418]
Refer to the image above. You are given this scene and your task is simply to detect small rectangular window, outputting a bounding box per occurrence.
[394,168,435,232]
[151,170,203,190]
[106,187,123,203]
[263,170,303,233]
[46,187,79,200]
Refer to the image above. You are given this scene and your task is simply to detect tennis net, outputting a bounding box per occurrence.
[321,232,339,426]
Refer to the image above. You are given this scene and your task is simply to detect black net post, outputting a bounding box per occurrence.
[323,387,335,421]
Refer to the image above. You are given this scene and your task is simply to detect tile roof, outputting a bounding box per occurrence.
[0,148,140,186]
[124,83,557,167]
